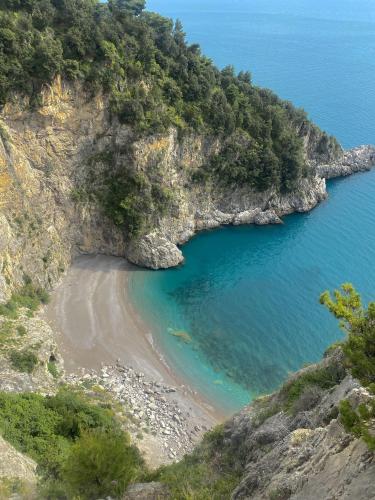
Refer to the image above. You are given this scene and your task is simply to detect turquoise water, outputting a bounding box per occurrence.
[129,0,375,414]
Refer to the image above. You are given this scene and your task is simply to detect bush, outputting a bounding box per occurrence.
[339,399,375,451]
[61,429,144,499]
[153,424,241,499]
[291,385,324,415]
[0,390,118,471]
[9,349,38,373]
[16,325,27,336]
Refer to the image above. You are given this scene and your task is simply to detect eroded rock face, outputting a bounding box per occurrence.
[219,351,375,500]
[0,312,62,393]
[126,232,184,270]
[0,436,37,484]
[123,482,170,499]
[315,145,375,179]
[0,79,374,283]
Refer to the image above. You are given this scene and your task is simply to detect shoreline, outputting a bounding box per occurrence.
[43,254,225,464]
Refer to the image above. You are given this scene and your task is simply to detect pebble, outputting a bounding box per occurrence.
[64,362,210,464]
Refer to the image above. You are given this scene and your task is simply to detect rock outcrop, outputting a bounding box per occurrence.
[0,436,37,487]
[219,351,375,499]
[0,79,374,295]
[315,145,375,179]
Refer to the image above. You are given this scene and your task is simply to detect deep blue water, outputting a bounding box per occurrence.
[147,0,375,149]
[129,0,375,414]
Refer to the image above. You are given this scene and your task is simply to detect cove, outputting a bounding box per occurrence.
[130,169,375,414]
[129,0,375,414]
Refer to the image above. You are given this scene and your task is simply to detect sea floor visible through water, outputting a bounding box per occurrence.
[129,0,375,413]
[129,171,375,413]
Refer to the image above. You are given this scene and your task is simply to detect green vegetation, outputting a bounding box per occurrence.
[280,364,344,414]
[152,425,241,499]
[0,282,49,319]
[58,429,144,499]
[320,283,375,389]
[0,0,338,205]
[47,359,59,378]
[339,399,375,451]
[101,171,173,237]
[16,324,27,336]
[320,284,375,450]
[0,478,33,499]
[0,389,145,498]
[9,348,38,373]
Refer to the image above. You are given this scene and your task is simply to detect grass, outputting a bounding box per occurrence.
[0,320,14,344]
[0,478,33,499]
[0,283,49,319]
[280,364,344,413]
[47,360,59,379]
[152,425,242,499]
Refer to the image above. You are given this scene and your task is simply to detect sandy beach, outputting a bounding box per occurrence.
[44,255,223,462]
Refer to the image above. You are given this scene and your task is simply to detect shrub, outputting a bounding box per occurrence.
[339,399,375,451]
[153,424,241,498]
[61,429,144,499]
[16,325,27,336]
[291,385,324,415]
[47,360,59,379]
[9,349,38,373]
[0,389,142,496]
[280,365,344,412]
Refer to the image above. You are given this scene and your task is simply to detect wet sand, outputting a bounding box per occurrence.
[44,254,223,425]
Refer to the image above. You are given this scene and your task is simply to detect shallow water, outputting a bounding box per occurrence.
[130,0,375,414]
[130,171,375,413]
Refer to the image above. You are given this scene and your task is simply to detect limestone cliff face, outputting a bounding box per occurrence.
[0,79,126,301]
[221,351,375,499]
[0,79,374,299]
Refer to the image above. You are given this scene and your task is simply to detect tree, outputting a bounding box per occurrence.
[320,283,375,388]
[108,0,145,17]
[320,284,375,450]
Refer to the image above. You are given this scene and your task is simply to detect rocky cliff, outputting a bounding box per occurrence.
[0,79,374,302]
[226,350,375,499]
[0,80,374,499]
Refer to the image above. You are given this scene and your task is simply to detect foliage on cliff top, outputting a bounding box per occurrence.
[320,284,375,450]
[0,0,338,193]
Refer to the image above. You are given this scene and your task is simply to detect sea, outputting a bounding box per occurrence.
[129,0,375,414]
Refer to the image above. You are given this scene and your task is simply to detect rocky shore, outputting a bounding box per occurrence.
[66,363,211,466]
[315,145,375,179]
[128,144,375,270]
